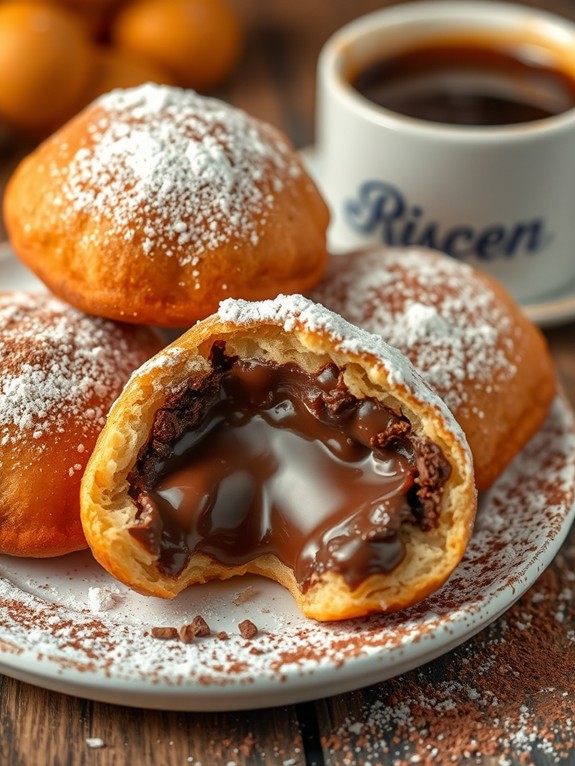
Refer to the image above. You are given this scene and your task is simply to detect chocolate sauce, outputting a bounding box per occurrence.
[128,356,450,590]
[352,42,575,126]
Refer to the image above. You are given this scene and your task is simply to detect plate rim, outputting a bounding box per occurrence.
[0,482,572,712]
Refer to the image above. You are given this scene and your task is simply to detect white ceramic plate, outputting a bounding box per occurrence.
[299,146,575,330]
[0,246,574,711]
[520,286,575,328]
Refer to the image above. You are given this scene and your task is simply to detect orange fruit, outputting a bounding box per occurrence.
[57,0,121,6]
[112,0,243,91]
[84,46,175,103]
[0,2,92,128]
[1,0,124,35]
[55,0,125,36]
[60,5,110,38]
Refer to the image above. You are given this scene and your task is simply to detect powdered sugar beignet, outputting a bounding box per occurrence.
[310,248,556,490]
[80,295,476,621]
[5,84,329,326]
[0,292,163,557]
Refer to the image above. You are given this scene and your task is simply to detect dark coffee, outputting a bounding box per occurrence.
[352,40,575,126]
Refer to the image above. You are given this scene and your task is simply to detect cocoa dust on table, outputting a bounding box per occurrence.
[321,529,575,765]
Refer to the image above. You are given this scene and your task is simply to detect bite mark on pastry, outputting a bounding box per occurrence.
[80,295,477,621]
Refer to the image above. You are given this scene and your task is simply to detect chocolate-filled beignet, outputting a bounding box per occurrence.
[311,248,556,491]
[80,295,476,620]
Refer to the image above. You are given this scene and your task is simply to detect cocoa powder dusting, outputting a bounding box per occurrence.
[322,530,575,765]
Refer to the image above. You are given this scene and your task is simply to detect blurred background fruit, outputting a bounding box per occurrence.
[0,2,91,130]
[85,46,175,103]
[112,0,243,91]
[0,0,244,134]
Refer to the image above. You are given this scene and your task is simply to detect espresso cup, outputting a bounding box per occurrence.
[315,1,575,304]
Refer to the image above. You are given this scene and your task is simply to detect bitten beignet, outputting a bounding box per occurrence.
[0,292,163,557]
[4,83,330,326]
[80,295,476,621]
[310,248,556,490]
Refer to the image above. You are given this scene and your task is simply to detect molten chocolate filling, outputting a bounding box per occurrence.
[128,347,451,590]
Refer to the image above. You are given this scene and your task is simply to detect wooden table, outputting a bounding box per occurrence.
[1,1,574,764]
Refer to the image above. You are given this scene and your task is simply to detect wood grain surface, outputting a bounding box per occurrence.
[0,1,574,764]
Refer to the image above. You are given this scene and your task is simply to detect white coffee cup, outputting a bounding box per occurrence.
[315,1,575,304]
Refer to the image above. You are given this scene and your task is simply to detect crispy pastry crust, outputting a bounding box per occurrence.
[4,85,329,326]
[80,296,477,621]
[311,248,557,491]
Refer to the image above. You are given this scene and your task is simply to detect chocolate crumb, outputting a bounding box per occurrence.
[370,419,411,449]
[150,627,179,640]
[178,623,197,644]
[189,615,210,637]
[239,619,258,639]
[413,437,451,530]
[217,631,229,640]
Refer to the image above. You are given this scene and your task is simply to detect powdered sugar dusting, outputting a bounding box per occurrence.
[310,249,522,418]
[131,345,209,390]
[217,294,467,447]
[0,395,572,706]
[87,586,123,613]
[0,292,157,470]
[85,738,105,749]
[52,84,302,276]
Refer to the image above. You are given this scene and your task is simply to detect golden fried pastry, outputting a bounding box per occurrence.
[310,248,556,491]
[80,295,476,621]
[0,292,163,557]
[4,83,330,326]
